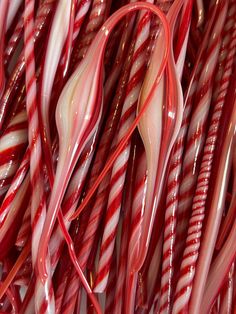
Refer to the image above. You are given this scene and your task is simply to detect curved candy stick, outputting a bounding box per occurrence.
[38,2,170,284]
[134,0,184,272]
[69,4,170,223]
[39,0,74,179]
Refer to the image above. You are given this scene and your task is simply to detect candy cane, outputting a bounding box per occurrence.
[94,5,152,293]
[189,63,236,314]
[4,15,24,67]
[174,2,236,311]
[23,0,55,312]
[0,0,56,131]
[173,0,227,286]
[0,106,28,202]
[0,0,9,99]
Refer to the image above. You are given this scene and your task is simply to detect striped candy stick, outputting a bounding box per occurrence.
[0,0,57,131]
[0,149,29,225]
[125,148,147,314]
[72,0,92,47]
[57,171,111,314]
[23,0,55,312]
[105,248,117,314]
[15,201,31,247]
[159,3,219,311]
[173,1,236,311]
[4,14,24,68]
[49,136,98,270]
[173,0,227,266]
[112,133,140,313]
[0,104,28,202]
[0,173,30,260]
[0,0,9,98]
[93,5,152,293]
[76,0,109,61]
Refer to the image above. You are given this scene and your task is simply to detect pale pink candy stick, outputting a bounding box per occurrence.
[173,0,228,286]
[0,0,9,99]
[24,0,55,313]
[94,3,153,293]
[189,74,236,314]
[174,2,236,311]
[134,0,184,273]
[219,263,234,314]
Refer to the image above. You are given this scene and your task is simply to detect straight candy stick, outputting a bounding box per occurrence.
[23,0,55,312]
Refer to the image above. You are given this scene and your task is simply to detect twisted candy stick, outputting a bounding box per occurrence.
[35,5,169,314]
[133,0,184,273]
[104,249,117,314]
[76,0,109,62]
[72,0,92,46]
[159,3,219,311]
[189,67,236,314]
[174,2,236,312]
[125,148,147,314]
[64,26,137,283]
[23,1,55,313]
[94,3,152,293]
[173,0,227,278]
[0,0,56,131]
[112,135,139,314]
[0,0,9,99]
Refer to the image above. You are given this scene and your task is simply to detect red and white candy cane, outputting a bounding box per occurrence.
[173,0,228,282]
[0,0,9,98]
[94,2,152,293]
[159,3,218,311]
[174,1,236,311]
[23,0,55,312]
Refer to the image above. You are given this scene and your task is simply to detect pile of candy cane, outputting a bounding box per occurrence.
[0,0,236,313]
